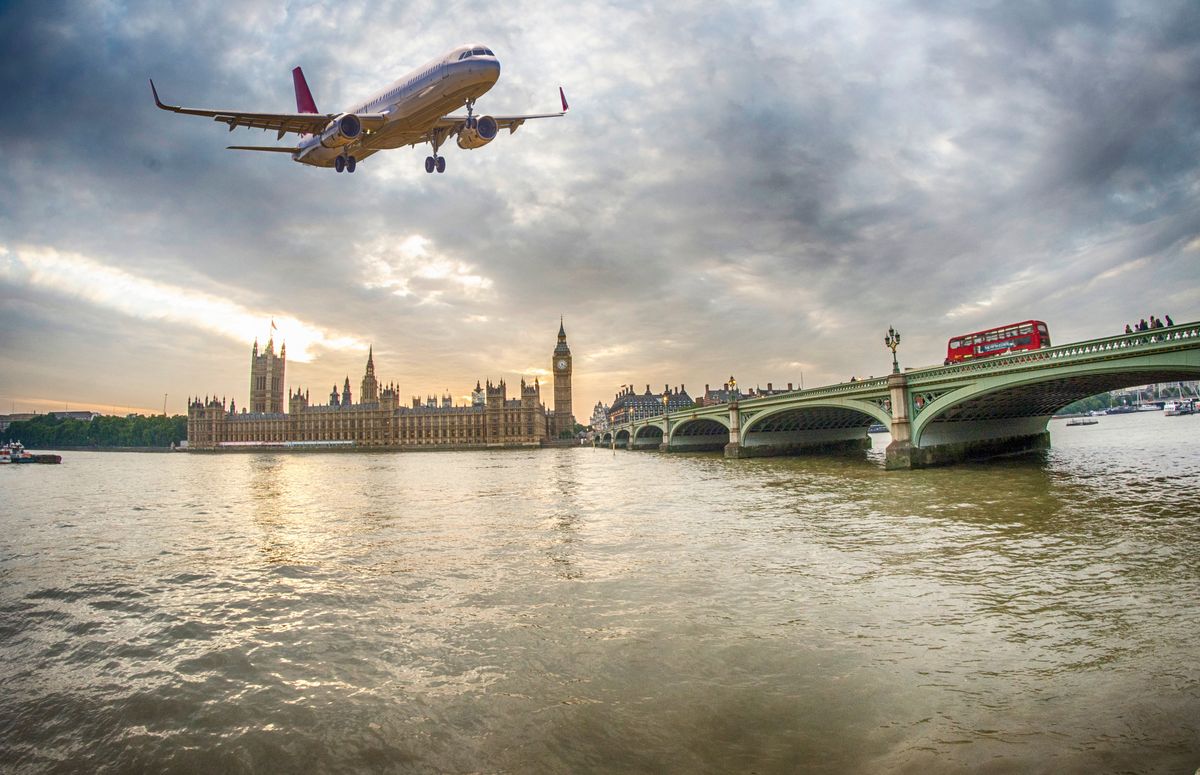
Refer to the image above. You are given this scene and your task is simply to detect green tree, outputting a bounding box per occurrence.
[2,414,188,447]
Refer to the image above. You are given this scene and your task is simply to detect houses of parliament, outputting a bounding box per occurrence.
[187,322,575,450]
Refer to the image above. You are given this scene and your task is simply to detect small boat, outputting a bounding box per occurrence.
[1066,418,1099,426]
[0,441,61,464]
[1,441,33,463]
[1165,400,1196,416]
[1105,405,1136,414]
[867,423,888,433]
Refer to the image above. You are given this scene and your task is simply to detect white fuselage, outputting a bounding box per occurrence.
[295,45,501,167]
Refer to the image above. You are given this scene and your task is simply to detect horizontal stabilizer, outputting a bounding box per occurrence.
[227,145,299,153]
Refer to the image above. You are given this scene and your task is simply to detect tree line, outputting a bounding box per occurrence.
[2,414,187,448]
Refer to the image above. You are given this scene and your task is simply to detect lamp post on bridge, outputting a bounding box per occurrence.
[725,376,742,459]
[885,326,901,374]
[660,389,671,452]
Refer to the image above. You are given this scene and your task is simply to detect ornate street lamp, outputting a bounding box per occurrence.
[729,375,738,402]
[662,389,671,447]
[885,326,901,374]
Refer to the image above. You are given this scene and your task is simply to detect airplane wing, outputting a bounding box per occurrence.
[435,87,569,135]
[227,146,300,153]
[151,80,332,137]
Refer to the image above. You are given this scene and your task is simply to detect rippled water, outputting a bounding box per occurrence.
[2,413,1198,773]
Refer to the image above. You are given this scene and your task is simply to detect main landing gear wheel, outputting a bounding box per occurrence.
[425,156,435,174]
[335,155,346,173]
[346,156,357,173]
[435,156,446,174]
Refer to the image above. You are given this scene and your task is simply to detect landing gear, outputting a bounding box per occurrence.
[346,155,356,173]
[334,154,357,173]
[424,131,447,174]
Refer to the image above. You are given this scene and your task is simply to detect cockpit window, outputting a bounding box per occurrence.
[484,48,494,55]
[471,47,486,55]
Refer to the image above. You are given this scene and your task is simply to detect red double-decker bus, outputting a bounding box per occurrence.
[945,320,1050,363]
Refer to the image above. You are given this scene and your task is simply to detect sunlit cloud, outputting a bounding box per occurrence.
[0,243,364,362]
[1093,256,1150,284]
[357,233,493,304]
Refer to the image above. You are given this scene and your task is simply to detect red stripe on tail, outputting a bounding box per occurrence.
[292,67,318,114]
[559,86,569,112]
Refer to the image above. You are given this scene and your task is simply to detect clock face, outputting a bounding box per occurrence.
[556,359,567,370]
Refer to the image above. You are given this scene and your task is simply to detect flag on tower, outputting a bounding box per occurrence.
[271,320,277,331]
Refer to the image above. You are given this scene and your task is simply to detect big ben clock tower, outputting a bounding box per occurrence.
[552,318,574,437]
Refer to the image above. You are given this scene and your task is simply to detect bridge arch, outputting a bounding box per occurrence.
[631,424,664,449]
[662,416,727,451]
[738,398,889,456]
[911,352,1200,448]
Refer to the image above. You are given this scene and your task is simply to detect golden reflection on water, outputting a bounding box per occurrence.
[1,412,1196,773]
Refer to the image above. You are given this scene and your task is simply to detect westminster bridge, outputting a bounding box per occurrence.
[598,322,1200,469]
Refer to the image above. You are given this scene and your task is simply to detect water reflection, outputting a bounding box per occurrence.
[1,416,1197,773]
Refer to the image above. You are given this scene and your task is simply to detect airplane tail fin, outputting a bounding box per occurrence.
[292,66,318,113]
[559,86,569,112]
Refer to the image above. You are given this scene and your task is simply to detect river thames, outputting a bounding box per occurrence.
[2,412,1197,773]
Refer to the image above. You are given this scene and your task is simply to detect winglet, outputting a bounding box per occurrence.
[292,66,319,114]
[559,86,569,112]
[149,78,169,110]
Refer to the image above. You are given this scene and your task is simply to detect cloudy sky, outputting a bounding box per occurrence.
[1,0,1198,418]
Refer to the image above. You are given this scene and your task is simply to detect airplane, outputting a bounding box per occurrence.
[149,43,568,174]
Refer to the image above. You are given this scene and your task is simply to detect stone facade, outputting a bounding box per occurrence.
[187,327,570,451]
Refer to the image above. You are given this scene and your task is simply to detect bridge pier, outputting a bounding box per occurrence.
[886,431,1050,469]
[883,372,918,469]
[724,400,743,458]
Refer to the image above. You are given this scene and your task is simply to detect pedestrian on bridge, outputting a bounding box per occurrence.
[1125,324,1133,334]
[1165,314,1175,326]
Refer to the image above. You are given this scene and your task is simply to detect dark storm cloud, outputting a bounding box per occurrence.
[1,0,1198,414]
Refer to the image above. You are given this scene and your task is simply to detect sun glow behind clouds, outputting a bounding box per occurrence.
[0,244,364,362]
[357,233,493,303]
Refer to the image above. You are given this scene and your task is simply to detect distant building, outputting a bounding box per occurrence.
[694,381,796,406]
[187,324,574,450]
[589,401,610,432]
[0,413,37,433]
[0,410,101,433]
[608,384,693,425]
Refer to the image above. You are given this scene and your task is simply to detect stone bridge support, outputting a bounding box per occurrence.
[884,372,916,469]
[724,401,743,458]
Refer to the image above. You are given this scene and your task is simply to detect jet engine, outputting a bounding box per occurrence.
[319,114,363,149]
[456,116,499,149]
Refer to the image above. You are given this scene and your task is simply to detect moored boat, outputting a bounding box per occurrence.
[1066,418,1099,426]
[0,441,61,464]
[1165,400,1196,416]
